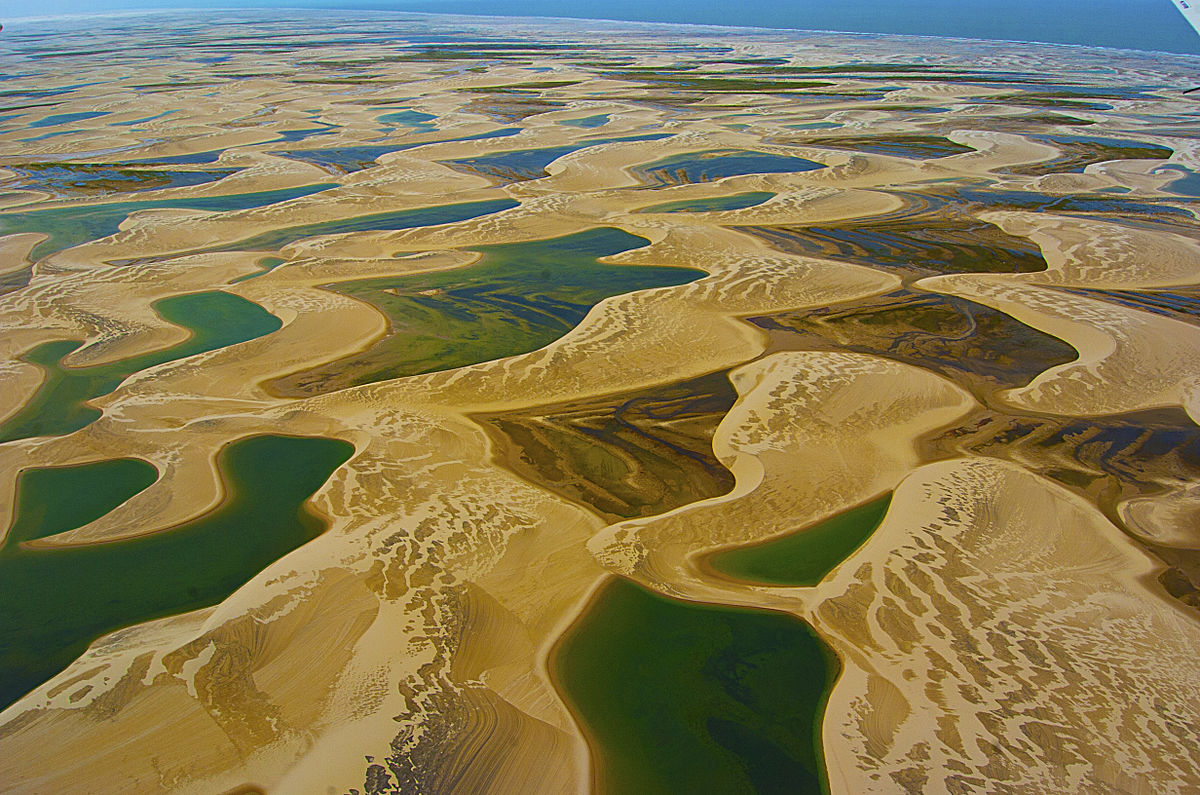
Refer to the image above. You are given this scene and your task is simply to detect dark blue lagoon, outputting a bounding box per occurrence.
[637,150,825,185]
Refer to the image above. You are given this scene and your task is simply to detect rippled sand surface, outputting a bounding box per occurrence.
[2,9,1200,794]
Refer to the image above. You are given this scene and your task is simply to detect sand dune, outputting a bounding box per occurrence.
[922,274,1200,421]
[587,351,975,599]
[2,13,1199,795]
[980,210,1200,288]
[813,457,1200,793]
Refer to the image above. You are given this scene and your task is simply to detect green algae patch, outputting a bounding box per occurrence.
[0,434,353,711]
[709,495,891,586]
[553,578,837,794]
[271,227,704,396]
[0,291,281,444]
[638,191,775,214]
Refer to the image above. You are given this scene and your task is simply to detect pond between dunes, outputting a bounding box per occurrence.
[0,434,353,712]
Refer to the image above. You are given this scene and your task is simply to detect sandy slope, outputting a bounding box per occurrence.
[813,457,1200,794]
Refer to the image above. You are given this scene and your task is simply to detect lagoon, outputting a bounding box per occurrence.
[0,183,333,262]
[0,291,281,444]
[709,496,891,586]
[212,197,518,252]
[270,227,704,396]
[639,191,775,213]
[0,434,353,711]
[637,150,825,185]
[554,578,835,794]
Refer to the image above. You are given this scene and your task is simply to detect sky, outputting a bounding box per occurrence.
[6,0,1200,55]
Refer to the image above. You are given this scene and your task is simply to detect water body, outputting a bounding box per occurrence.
[210,197,519,252]
[109,110,177,127]
[483,370,736,521]
[441,126,524,142]
[560,113,610,128]
[28,111,108,129]
[1066,286,1200,324]
[0,183,333,261]
[270,227,704,396]
[449,133,673,181]
[274,128,522,174]
[799,134,973,159]
[637,150,825,185]
[553,577,836,794]
[1007,133,1173,176]
[119,150,227,165]
[2,163,235,200]
[20,130,80,143]
[273,144,403,173]
[639,191,775,213]
[948,186,1197,222]
[746,213,1049,277]
[272,122,339,143]
[479,0,1186,55]
[0,291,281,444]
[1154,165,1200,198]
[752,289,1079,391]
[709,496,891,586]
[0,434,354,711]
[377,109,437,129]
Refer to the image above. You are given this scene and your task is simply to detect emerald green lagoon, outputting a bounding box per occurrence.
[0,183,333,261]
[554,578,837,795]
[639,191,775,213]
[709,496,891,586]
[271,227,704,395]
[0,434,353,710]
[0,291,281,444]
